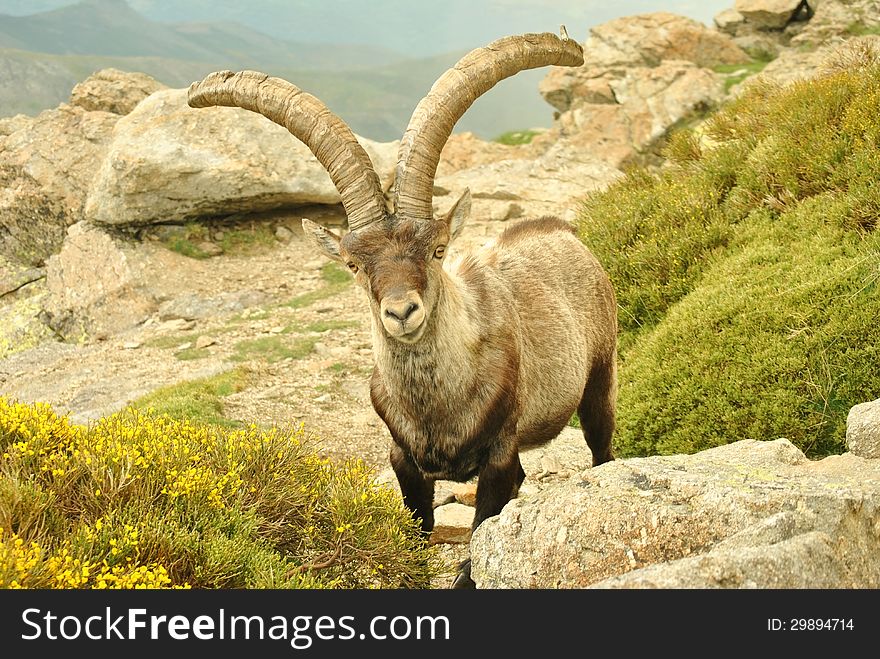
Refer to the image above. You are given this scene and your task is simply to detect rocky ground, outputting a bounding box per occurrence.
[3,0,880,587]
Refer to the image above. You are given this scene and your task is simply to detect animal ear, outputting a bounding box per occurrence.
[444,188,471,241]
[301,218,342,261]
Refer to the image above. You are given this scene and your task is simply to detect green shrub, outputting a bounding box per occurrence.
[578,60,880,458]
[0,398,439,588]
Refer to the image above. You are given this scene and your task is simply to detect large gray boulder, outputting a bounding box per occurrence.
[471,439,880,588]
[84,88,398,227]
[734,0,808,29]
[0,104,117,265]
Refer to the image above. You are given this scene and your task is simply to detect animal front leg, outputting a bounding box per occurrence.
[390,444,435,534]
[451,450,521,589]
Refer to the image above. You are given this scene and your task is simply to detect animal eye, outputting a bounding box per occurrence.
[347,262,359,274]
[434,245,446,259]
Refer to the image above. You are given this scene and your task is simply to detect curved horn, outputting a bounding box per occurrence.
[188,70,387,231]
[393,27,584,221]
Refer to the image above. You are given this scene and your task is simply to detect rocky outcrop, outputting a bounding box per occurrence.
[0,115,34,137]
[0,255,51,359]
[540,61,726,169]
[43,222,179,340]
[41,218,278,341]
[717,1,878,58]
[575,12,750,69]
[434,145,621,236]
[847,399,880,460]
[69,68,166,115]
[84,88,398,227]
[471,439,880,588]
[790,0,880,48]
[0,104,117,265]
[537,13,744,170]
[714,1,817,58]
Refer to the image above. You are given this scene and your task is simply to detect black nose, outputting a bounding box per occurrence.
[385,302,419,322]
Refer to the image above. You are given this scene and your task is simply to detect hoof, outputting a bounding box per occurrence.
[450,559,475,589]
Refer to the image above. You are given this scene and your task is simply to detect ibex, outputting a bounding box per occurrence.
[188,28,616,588]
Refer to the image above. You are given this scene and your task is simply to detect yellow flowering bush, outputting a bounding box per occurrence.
[0,398,439,589]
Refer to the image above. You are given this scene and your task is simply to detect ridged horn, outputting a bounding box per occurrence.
[188,70,387,231]
[393,27,584,221]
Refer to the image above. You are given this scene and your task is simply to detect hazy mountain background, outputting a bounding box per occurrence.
[0,0,731,140]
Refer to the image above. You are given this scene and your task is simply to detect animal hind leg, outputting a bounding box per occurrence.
[577,353,616,467]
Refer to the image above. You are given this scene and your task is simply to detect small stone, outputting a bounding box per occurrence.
[329,346,352,359]
[122,341,141,349]
[541,455,563,474]
[313,342,329,355]
[433,492,457,508]
[269,326,285,334]
[306,359,334,373]
[176,342,192,351]
[450,482,478,507]
[847,399,880,459]
[275,225,294,243]
[194,335,216,349]
[430,503,474,545]
[156,318,196,332]
[315,393,332,403]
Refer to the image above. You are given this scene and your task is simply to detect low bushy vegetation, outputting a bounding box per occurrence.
[578,55,880,458]
[0,398,439,589]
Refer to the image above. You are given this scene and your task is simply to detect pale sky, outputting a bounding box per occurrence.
[0,0,736,55]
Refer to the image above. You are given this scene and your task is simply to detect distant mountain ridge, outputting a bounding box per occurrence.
[0,0,555,140]
[0,0,406,70]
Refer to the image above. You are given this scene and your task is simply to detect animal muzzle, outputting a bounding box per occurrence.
[380,291,427,341]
